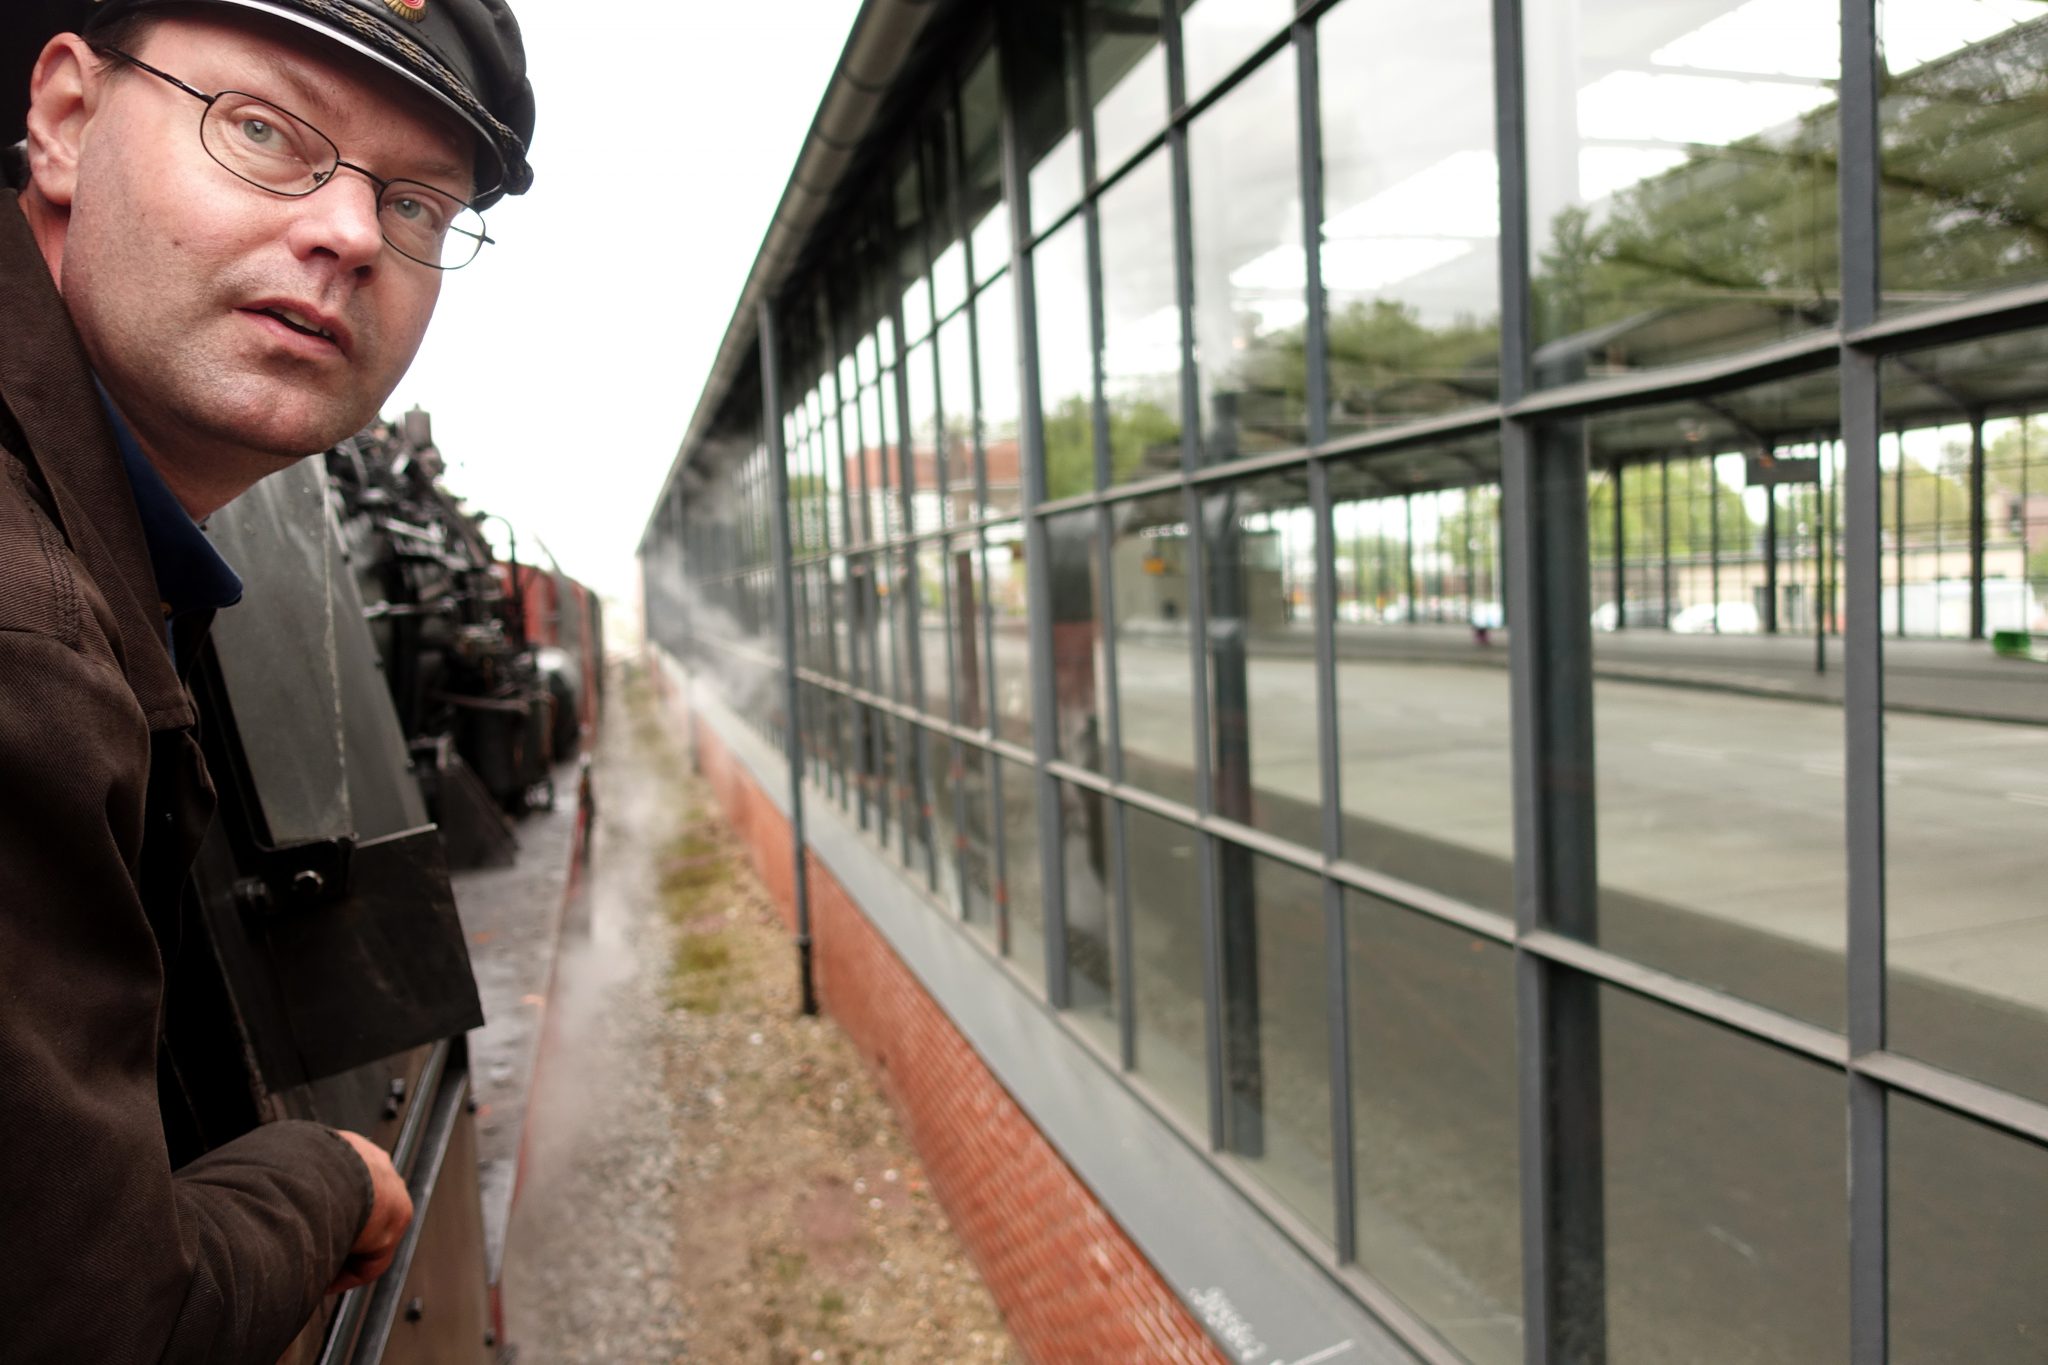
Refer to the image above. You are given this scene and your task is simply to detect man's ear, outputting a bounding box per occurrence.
[23,35,102,209]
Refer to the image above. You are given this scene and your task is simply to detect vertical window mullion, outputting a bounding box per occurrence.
[1839,0,1888,1360]
[1295,10,1353,1266]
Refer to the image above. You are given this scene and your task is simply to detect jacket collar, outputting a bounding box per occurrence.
[0,190,194,730]
[99,382,244,664]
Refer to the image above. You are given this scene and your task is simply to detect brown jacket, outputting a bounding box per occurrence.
[0,191,372,1362]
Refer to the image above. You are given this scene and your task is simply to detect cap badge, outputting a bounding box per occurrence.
[381,0,428,21]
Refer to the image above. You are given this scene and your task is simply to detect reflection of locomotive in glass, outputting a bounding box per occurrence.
[163,417,600,1364]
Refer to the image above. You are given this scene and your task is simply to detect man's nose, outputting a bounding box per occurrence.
[286,165,387,273]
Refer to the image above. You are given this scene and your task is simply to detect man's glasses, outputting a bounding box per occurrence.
[96,47,492,271]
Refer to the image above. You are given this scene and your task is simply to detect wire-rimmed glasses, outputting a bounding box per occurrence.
[96,46,492,270]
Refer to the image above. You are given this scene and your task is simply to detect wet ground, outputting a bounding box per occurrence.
[498,668,1017,1364]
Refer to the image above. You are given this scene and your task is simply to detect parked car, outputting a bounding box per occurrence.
[1590,599,1674,631]
[1669,601,1761,634]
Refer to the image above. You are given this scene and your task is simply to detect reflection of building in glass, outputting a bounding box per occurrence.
[641,2,2048,1362]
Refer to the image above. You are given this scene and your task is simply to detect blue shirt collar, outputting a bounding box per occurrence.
[97,383,244,640]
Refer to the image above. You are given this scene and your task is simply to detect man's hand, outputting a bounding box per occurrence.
[328,1130,414,1294]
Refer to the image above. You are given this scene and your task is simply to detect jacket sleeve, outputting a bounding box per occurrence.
[0,630,374,1365]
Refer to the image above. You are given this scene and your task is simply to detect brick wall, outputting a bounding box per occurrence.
[667,684,1225,1365]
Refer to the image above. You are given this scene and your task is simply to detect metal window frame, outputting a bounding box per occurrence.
[639,4,2048,1364]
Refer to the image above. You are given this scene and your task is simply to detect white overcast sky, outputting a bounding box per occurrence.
[383,0,864,626]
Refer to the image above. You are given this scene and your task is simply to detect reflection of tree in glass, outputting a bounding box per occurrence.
[1323,301,1500,429]
[1530,16,2048,370]
[1042,393,1182,496]
[1229,299,1500,439]
[1881,20,2048,302]
[1533,133,1840,373]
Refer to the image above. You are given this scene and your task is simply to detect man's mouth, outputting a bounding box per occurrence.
[256,306,337,342]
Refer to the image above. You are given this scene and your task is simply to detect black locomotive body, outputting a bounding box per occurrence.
[161,419,599,1364]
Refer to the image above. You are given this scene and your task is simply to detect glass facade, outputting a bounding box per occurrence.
[642,4,2048,1361]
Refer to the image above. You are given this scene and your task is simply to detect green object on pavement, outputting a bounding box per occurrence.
[1992,630,2048,663]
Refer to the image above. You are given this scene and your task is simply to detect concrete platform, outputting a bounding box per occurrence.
[451,762,590,1282]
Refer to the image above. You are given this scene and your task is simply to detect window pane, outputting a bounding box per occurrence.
[1881,332,2048,1102]
[949,534,988,732]
[1179,0,1291,106]
[1523,0,1841,386]
[827,553,850,684]
[1318,0,1500,434]
[1060,781,1117,1054]
[933,239,969,325]
[1125,804,1208,1135]
[925,102,969,322]
[1086,0,1167,177]
[932,737,964,911]
[1035,217,1097,500]
[875,298,897,370]
[937,312,975,524]
[864,381,891,546]
[1329,435,1513,913]
[961,741,998,931]
[1113,492,1198,806]
[906,339,940,532]
[1580,370,1848,1029]
[987,520,1032,745]
[1218,848,1332,1239]
[1599,985,1847,1363]
[1189,53,1306,460]
[1000,757,1047,992]
[1880,2,2048,313]
[848,384,879,547]
[896,160,932,344]
[867,699,893,843]
[902,716,934,884]
[1034,133,1084,239]
[1048,510,1107,769]
[1203,471,1319,844]
[962,44,1009,285]
[868,549,899,704]
[975,278,1024,518]
[1890,1094,2048,1359]
[1099,153,1184,486]
[1348,894,1520,1365]
[820,382,848,552]
[917,538,951,723]
[1015,9,1081,237]
[929,129,966,327]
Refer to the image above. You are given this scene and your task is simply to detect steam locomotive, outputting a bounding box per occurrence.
[170,412,599,1364]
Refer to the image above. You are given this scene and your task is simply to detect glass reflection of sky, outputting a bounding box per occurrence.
[1056,0,2038,428]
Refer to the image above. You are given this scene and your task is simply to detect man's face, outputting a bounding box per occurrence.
[52,12,474,468]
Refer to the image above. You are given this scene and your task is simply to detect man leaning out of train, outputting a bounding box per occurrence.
[0,0,533,1358]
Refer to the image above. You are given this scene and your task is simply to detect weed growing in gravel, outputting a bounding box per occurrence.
[668,930,736,1013]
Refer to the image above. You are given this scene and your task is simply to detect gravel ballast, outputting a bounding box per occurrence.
[499,670,1019,1364]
